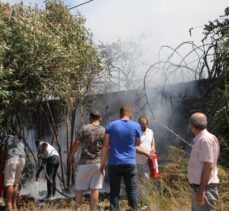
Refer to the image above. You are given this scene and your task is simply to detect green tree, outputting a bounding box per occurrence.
[0,0,102,187]
[202,7,229,166]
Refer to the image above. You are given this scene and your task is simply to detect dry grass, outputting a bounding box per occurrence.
[137,147,190,211]
[17,147,229,210]
[137,147,229,211]
[217,167,229,211]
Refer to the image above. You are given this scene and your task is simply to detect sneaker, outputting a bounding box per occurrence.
[46,196,55,201]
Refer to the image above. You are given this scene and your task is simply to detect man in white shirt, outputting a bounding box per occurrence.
[36,141,59,200]
[136,116,155,179]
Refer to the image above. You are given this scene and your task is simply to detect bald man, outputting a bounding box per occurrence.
[136,116,155,179]
[188,112,220,211]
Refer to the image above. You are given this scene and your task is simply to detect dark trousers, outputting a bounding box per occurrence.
[46,155,59,197]
[108,164,137,211]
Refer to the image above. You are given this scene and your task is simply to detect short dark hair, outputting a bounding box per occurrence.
[138,116,148,124]
[120,106,132,118]
[89,111,101,121]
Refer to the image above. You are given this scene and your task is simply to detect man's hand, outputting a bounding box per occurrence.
[136,146,151,159]
[146,153,151,159]
[198,162,213,205]
[197,191,205,205]
[151,148,156,154]
[69,140,80,166]
[100,134,109,175]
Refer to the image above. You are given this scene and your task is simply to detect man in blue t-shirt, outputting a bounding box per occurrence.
[100,106,141,211]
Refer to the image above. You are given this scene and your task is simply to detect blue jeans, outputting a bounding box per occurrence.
[108,164,137,211]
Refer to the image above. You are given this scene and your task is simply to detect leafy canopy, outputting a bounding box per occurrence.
[203,7,229,166]
[0,0,102,124]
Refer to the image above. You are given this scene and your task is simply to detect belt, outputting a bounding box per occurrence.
[190,183,218,187]
[9,155,25,159]
[190,183,218,192]
[48,155,59,159]
[46,155,59,162]
[190,184,199,188]
[6,155,25,162]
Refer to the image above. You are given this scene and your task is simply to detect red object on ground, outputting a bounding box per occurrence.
[0,173,4,197]
[148,152,160,180]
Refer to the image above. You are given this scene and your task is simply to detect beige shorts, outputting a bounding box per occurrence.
[4,157,25,187]
[75,163,104,191]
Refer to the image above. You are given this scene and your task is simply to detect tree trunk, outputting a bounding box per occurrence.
[46,101,66,189]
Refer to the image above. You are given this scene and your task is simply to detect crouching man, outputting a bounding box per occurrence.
[36,141,59,200]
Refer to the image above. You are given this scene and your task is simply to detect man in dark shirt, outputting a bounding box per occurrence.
[69,111,105,211]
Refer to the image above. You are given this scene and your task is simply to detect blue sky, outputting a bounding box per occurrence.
[2,0,229,58]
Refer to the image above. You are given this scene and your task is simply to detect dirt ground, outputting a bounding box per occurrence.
[0,196,139,211]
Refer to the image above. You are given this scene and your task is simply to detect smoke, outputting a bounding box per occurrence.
[20,177,71,199]
[20,179,47,198]
[88,35,213,153]
[19,37,209,195]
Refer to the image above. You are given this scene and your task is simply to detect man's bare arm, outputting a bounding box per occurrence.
[136,146,150,158]
[197,162,213,205]
[100,134,110,174]
[151,140,155,152]
[135,137,140,147]
[135,137,151,158]
[69,140,81,164]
